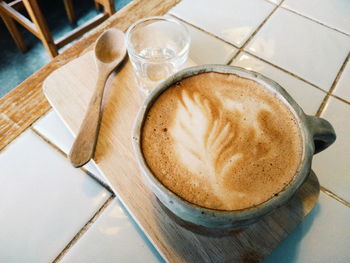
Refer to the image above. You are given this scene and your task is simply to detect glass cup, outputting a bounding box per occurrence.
[126,16,191,94]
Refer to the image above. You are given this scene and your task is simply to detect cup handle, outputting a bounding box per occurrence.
[306,115,336,154]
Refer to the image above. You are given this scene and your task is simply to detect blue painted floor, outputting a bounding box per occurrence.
[0,0,131,98]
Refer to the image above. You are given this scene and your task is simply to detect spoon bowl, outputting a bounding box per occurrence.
[95,29,126,64]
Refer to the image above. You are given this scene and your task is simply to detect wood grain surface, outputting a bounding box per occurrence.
[0,0,180,151]
[44,51,320,262]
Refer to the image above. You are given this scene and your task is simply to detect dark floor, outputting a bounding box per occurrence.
[0,0,131,98]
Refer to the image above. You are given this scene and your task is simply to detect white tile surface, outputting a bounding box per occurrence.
[312,97,350,202]
[170,0,275,47]
[246,8,350,91]
[265,192,350,263]
[282,0,350,35]
[171,17,238,65]
[61,199,162,263]
[231,52,326,115]
[266,0,281,4]
[333,60,350,102]
[33,110,109,185]
[0,130,111,263]
[32,110,72,153]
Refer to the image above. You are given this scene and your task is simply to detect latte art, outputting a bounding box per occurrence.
[171,89,274,201]
[142,72,302,210]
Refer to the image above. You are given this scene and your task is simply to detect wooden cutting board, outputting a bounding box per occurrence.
[44,50,320,262]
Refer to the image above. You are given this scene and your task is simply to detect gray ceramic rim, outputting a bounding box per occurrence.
[132,65,314,229]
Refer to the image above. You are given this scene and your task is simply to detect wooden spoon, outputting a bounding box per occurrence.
[69,28,126,168]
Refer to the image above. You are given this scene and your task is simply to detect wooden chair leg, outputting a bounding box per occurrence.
[63,0,76,24]
[94,1,101,11]
[97,0,115,16]
[22,0,58,58]
[0,13,27,52]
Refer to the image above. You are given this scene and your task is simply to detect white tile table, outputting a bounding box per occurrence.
[1,0,349,262]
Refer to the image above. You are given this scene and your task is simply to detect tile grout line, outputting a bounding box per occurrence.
[320,186,350,209]
[226,0,285,65]
[30,127,114,195]
[315,95,331,117]
[330,93,350,106]
[30,127,69,158]
[279,6,350,38]
[52,195,115,263]
[329,52,350,98]
[168,14,240,49]
[242,51,327,93]
[262,0,350,37]
[261,0,278,6]
[316,52,350,117]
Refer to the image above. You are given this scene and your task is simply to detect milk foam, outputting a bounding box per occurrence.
[171,89,277,202]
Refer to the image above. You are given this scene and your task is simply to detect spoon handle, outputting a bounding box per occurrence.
[69,73,108,167]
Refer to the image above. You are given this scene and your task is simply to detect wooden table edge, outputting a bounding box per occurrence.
[0,0,180,151]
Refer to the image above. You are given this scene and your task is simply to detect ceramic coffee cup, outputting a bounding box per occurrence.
[132,65,336,229]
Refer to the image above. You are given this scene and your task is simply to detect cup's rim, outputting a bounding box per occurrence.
[132,64,313,224]
[125,16,191,62]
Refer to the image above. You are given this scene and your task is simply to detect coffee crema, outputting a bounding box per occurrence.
[141,72,302,211]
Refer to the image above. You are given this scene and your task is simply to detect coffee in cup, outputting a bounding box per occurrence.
[141,72,302,211]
